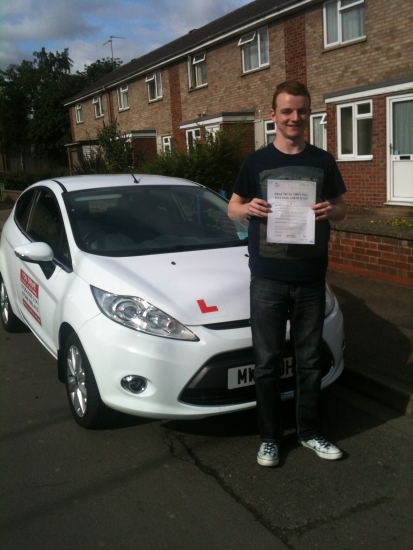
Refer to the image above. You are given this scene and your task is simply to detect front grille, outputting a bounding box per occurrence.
[203,319,250,330]
[179,342,334,406]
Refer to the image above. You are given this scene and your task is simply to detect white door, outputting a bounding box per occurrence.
[388,94,413,204]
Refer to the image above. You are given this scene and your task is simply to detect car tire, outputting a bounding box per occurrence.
[0,275,28,332]
[64,332,116,429]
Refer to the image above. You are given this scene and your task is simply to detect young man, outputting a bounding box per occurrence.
[228,80,346,467]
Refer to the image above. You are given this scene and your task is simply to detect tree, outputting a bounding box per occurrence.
[0,60,37,169]
[72,120,133,175]
[75,57,123,87]
[0,49,122,168]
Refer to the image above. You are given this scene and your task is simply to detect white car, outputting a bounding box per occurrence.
[0,175,345,428]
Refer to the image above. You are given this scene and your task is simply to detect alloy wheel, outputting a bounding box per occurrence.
[1,282,10,325]
[66,344,87,417]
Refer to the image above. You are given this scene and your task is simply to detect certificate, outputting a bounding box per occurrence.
[267,179,316,245]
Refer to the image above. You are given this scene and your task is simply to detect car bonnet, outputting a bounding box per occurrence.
[74,246,251,326]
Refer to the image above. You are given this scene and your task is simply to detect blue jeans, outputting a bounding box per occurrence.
[250,276,326,444]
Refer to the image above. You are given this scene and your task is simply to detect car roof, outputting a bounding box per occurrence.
[32,174,202,193]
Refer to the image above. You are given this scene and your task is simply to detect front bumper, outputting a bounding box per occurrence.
[77,297,344,420]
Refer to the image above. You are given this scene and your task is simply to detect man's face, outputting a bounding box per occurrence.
[270,92,310,141]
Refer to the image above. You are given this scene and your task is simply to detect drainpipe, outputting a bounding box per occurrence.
[103,86,113,124]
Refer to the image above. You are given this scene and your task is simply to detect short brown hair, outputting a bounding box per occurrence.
[272,80,311,110]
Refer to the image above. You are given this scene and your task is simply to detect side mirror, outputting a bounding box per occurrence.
[14,242,55,279]
[14,242,54,263]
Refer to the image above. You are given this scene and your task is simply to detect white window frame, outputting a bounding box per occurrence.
[264,120,277,145]
[92,95,103,118]
[117,84,129,111]
[146,71,162,102]
[162,136,172,152]
[310,113,327,150]
[238,26,269,74]
[188,52,208,89]
[75,103,83,124]
[337,100,372,160]
[323,0,365,48]
[186,128,201,150]
[205,125,220,140]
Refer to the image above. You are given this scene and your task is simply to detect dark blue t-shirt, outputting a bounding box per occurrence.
[232,143,346,282]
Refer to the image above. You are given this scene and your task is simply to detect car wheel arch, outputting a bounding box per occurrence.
[57,322,76,383]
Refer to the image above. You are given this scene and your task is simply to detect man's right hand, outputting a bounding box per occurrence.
[228,193,271,221]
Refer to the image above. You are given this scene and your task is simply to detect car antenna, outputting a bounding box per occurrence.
[131,173,141,184]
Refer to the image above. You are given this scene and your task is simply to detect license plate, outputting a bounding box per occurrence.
[227,357,294,390]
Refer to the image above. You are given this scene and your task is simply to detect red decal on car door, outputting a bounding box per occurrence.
[197,299,219,313]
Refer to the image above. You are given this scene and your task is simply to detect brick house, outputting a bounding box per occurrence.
[64,0,413,210]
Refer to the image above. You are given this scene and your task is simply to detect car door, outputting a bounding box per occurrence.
[12,187,74,356]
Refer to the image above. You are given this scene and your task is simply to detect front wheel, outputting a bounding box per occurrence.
[64,333,115,429]
[0,275,28,332]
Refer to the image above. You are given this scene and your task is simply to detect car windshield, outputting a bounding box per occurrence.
[65,185,249,256]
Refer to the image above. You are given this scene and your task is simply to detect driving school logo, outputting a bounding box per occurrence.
[20,270,42,325]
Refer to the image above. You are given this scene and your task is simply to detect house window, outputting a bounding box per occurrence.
[92,95,103,118]
[264,121,276,144]
[117,85,129,110]
[162,136,172,152]
[205,125,220,140]
[188,52,208,89]
[238,26,269,73]
[186,128,201,150]
[75,103,83,123]
[338,100,372,159]
[310,114,327,150]
[146,72,162,102]
[324,0,365,47]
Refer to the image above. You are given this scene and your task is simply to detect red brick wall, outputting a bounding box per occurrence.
[327,96,387,208]
[168,64,186,150]
[284,12,307,83]
[131,137,157,163]
[329,231,413,286]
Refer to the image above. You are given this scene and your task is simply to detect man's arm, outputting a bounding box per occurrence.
[311,194,346,222]
[228,193,271,221]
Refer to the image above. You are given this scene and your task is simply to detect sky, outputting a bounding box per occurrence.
[0,0,253,73]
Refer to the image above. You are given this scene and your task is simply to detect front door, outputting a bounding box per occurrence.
[388,94,413,204]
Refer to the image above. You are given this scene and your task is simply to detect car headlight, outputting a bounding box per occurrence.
[91,286,199,341]
[325,283,336,318]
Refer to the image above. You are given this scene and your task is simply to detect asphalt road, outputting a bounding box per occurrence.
[1,323,413,550]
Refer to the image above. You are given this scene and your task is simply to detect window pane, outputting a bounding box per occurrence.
[195,62,207,86]
[312,117,325,149]
[340,106,353,154]
[244,42,258,71]
[357,102,370,115]
[259,28,269,64]
[156,73,162,97]
[266,133,275,145]
[357,118,372,155]
[342,5,365,41]
[148,81,156,101]
[393,100,413,155]
[326,1,338,44]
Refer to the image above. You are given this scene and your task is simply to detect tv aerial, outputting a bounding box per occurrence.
[103,36,127,67]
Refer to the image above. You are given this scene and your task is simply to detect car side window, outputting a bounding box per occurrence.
[14,189,36,230]
[27,189,72,268]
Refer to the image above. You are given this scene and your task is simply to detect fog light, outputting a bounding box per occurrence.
[121,375,147,394]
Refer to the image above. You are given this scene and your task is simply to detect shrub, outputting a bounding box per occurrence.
[73,121,133,175]
[0,168,70,190]
[142,125,247,195]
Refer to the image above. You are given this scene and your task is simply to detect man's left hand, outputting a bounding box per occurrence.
[312,195,346,222]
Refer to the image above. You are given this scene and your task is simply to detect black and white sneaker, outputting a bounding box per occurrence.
[300,437,343,460]
[257,442,279,467]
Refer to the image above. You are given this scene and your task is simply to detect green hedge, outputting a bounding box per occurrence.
[1,168,70,191]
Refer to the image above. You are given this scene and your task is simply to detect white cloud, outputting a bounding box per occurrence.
[0,0,252,71]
